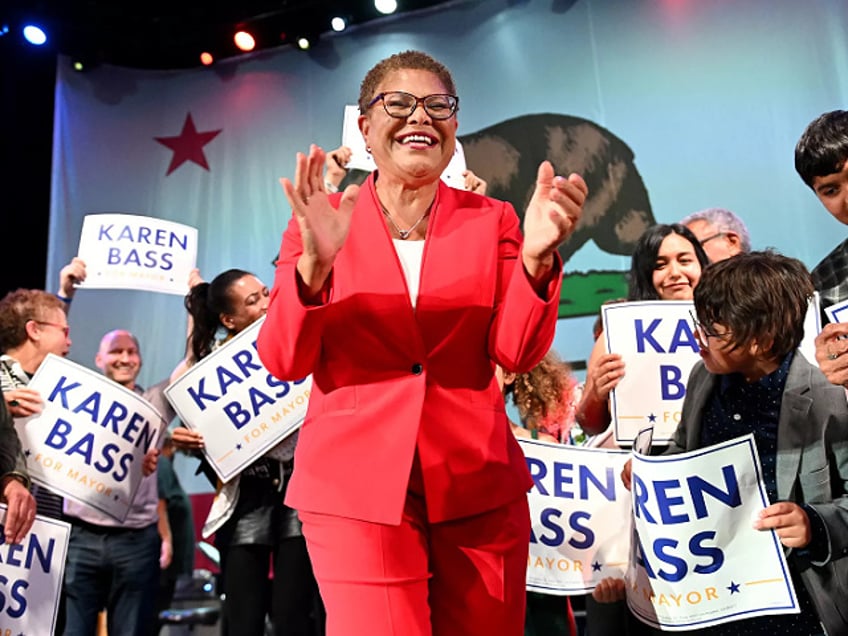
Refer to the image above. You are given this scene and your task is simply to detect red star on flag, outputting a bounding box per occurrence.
[155,113,222,176]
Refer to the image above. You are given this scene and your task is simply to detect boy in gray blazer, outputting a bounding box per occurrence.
[673,250,848,635]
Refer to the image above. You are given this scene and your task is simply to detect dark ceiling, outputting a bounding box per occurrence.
[2,0,453,69]
[0,0,455,295]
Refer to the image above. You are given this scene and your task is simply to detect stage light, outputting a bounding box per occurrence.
[0,24,10,38]
[234,30,255,52]
[73,60,84,72]
[330,16,347,32]
[200,52,214,66]
[297,36,310,50]
[22,24,47,46]
[375,0,398,15]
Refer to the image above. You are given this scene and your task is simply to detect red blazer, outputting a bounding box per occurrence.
[257,174,562,524]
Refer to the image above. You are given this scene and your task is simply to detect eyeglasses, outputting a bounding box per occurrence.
[688,310,731,350]
[698,232,727,246]
[367,91,459,120]
[33,320,70,337]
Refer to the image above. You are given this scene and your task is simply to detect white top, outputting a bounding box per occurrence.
[393,239,425,308]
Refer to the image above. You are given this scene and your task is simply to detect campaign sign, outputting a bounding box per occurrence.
[0,506,70,636]
[341,105,468,188]
[164,316,310,483]
[76,212,198,295]
[603,301,700,445]
[825,294,848,324]
[799,291,821,368]
[13,354,165,522]
[341,105,375,172]
[626,435,798,631]
[520,439,632,595]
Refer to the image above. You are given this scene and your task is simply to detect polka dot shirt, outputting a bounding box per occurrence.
[695,352,824,635]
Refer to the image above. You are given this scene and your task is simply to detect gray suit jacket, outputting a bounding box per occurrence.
[668,352,848,635]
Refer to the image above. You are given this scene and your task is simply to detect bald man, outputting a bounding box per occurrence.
[62,329,174,636]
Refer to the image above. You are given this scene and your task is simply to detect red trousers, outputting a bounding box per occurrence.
[299,493,531,636]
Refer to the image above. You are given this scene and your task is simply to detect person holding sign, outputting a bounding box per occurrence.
[796,109,848,313]
[501,353,580,636]
[795,111,848,388]
[0,289,75,523]
[623,251,848,635]
[506,349,578,445]
[169,268,324,636]
[576,224,709,437]
[257,50,587,636]
[1,258,86,419]
[62,329,171,636]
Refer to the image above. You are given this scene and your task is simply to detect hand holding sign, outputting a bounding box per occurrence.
[814,322,848,387]
[753,501,812,549]
[58,257,87,299]
[5,387,43,418]
[0,477,36,544]
[75,213,198,295]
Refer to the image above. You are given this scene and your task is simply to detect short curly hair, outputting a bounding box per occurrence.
[358,50,457,114]
[0,289,66,352]
[509,350,577,440]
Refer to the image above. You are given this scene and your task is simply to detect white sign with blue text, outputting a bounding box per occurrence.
[164,316,311,483]
[0,506,70,636]
[520,439,632,595]
[76,212,198,295]
[824,295,848,324]
[798,292,822,368]
[13,354,165,522]
[604,301,700,445]
[627,435,798,631]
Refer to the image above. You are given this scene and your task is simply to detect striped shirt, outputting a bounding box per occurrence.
[0,354,65,519]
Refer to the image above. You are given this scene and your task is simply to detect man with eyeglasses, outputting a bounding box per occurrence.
[0,288,74,521]
[679,207,751,263]
[0,283,76,630]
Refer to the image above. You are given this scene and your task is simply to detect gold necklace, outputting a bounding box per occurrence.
[379,202,432,240]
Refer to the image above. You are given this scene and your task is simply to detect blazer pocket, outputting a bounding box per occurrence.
[798,464,831,502]
[318,385,357,415]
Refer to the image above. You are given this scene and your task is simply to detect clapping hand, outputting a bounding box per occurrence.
[521,161,587,279]
[282,145,360,298]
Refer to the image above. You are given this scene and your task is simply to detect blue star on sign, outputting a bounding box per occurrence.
[236,444,242,451]
[727,581,741,594]
[647,413,657,423]
[592,562,602,572]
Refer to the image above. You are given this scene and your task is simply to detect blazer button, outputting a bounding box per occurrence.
[271,478,281,487]
[411,363,424,375]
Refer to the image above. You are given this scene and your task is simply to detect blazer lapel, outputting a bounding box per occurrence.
[775,356,813,501]
[683,366,716,450]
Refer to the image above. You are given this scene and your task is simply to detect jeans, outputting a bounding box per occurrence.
[63,521,161,636]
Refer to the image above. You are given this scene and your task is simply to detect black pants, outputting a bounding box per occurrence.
[222,536,325,636]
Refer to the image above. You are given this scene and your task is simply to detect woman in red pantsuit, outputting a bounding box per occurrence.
[257,50,588,636]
